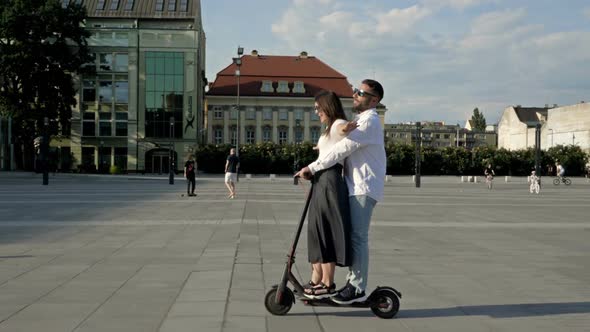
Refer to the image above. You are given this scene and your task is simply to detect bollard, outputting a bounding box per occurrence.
[474,176,478,183]
[386,175,391,182]
[461,176,465,183]
[505,176,510,182]
[270,174,276,181]
[246,174,252,179]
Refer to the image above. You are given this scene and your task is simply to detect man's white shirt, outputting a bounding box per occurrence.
[307,108,386,202]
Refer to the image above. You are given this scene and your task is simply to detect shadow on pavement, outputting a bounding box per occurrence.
[289,301,590,319]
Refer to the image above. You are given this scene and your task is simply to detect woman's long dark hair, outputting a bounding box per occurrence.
[315,90,347,137]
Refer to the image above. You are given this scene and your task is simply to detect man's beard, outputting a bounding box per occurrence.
[353,101,368,113]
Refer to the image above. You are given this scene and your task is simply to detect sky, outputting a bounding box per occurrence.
[201,0,590,125]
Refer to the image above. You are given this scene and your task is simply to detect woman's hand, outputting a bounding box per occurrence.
[340,121,358,135]
[294,167,313,180]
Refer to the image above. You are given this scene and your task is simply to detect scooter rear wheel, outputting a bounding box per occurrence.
[265,287,294,316]
[370,288,400,319]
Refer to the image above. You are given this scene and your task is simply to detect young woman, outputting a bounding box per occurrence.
[303,90,353,299]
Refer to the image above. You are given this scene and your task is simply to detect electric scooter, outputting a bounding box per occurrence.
[264,178,402,319]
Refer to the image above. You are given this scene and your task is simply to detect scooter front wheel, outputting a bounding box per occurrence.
[265,287,294,316]
[370,288,400,319]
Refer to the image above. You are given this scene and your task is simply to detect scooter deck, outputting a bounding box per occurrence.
[298,296,372,308]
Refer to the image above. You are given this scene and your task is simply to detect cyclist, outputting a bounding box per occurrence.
[556,162,565,179]
[484,164,495,190]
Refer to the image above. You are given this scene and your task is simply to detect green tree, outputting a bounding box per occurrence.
[470,107,486,130]
[0,0,92,170]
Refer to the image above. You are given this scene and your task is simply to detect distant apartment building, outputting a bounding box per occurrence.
[205,50,386,145]
[498,102,590,152]
[58,0,206,174]
[384,122,496,149]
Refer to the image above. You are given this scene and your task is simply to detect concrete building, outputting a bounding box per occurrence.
[60,0,206,174]
[205,50,386,145]
[384,122,497,149]
[497,102,590,152]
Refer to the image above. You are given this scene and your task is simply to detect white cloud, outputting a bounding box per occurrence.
[375,5,432,35]
[268,2,590,125]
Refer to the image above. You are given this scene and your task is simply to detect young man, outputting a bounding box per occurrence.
[225,148,240,199]
[184,155,197,196]
[296,79,386,304]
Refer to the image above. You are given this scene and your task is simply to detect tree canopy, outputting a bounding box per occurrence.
[470,107,487,131]
[0,0,92,169]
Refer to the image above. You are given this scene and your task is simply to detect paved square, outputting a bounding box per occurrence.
[0,173,589,331]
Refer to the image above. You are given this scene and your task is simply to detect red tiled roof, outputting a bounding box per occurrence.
[207,54,353,98]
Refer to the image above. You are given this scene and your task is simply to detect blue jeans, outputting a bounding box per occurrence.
[347,195,377,293]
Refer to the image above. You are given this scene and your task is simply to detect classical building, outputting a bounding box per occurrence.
[497,102,590,152]
[384,122,496,149]
[205,50,386,145]
[59,0,206,173]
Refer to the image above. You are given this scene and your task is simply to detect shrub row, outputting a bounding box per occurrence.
[193,143,589,176]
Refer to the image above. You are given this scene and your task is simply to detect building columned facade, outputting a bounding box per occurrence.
[205,50,385,145]
[61,0,206,173]
[384,122,497,149]
[497,102,590,152]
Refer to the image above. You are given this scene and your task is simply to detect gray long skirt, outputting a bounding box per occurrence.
[307,164,351,267]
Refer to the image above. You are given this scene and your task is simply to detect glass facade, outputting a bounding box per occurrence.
[145,52,184,138]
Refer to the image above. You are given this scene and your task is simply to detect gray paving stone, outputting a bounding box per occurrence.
[0,174,589,331]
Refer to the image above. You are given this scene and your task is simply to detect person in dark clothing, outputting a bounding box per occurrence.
[225,148,240,199]
[184,155,197,196]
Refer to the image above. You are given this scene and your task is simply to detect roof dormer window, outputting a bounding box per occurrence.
[168,0,177,11]
[97,0,106,10]
[179,0,189,11]
[110,0,120,10]
[293,81,305,94]
[277,81,289,93]
[155,0,164,11]
[261,81,273,93]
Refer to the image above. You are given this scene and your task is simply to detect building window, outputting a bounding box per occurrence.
[115,80,129,104]
[263,108,272,120]
[279,109,288,121]
[213,107,223,119]
[214,127,223,144]
[145,52,184,139]
[311,127,320,144]
[99,53,113,71]
[82,79,97,103]
[277,81,289,93]
[179,0,188,11]
[246,109,256,120]
[114,148,128,171]
[262,126,271,142]
[230,108,238,120]
[444,134,450,139]
[168,0,176,11]
[246,127,255,144]
[230,126,237,146]
[124,0,134,10]
[99,112,112,136]
[97,0,106,10]
[82,147,95,167]
[293,81,305,93]
[261,80,273,93]
[294,109,303,120]
[115,112,128,136]
[82,112,96,136]
[278,127,288,144]
[155,0,164,11]
[294,126,303,143]
[110,0,120,10]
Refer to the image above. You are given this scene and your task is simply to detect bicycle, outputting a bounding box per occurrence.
[529,176,541,194]
[553,176,571,186]
[485,174,493,190]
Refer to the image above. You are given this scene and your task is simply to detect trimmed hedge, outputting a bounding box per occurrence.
[192,143,589,176]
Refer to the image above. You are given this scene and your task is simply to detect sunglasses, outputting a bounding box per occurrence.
[353,87,377,98]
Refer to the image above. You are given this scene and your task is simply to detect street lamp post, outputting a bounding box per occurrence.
[293,119,301,185]
[169,116,175,185]
[535,123,541,175]
[233,46,244,158]
[99,140,104,174]
[415,122,422,188]
[572,132,576,146]
[42,117,49,185]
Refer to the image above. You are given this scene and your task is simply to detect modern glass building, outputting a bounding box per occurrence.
[61,0,206,173]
